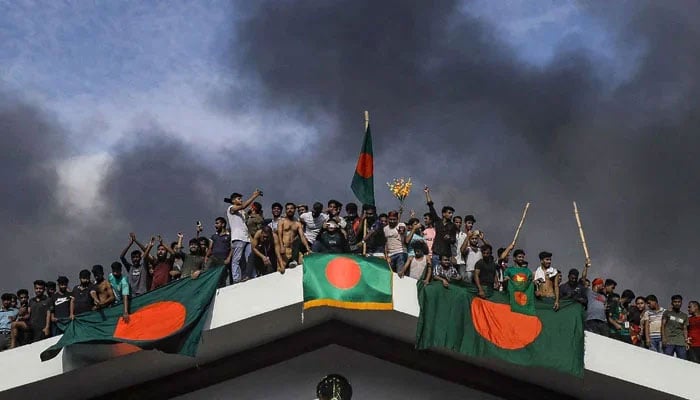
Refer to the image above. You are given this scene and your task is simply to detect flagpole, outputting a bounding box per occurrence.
[362,110,369,256]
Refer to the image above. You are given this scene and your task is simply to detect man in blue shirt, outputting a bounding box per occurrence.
[0,293,19,351]
[109,262,131,323]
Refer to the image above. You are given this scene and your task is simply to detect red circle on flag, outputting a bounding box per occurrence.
[470,297,542,350]
[355,153,373,178]
[325,257,362,290]
[113,301,186,341]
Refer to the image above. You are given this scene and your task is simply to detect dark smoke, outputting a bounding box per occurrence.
[2,1,699,305]
[224,0,699,301]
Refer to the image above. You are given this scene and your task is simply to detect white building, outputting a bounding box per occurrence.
[0,267,698,399]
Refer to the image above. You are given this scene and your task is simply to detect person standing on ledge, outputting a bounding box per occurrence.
[226,189,262,283]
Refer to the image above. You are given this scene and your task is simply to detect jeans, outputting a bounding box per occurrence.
[388,253,407,273]
[431,254,440,270]
[648,337,662,352]
[231,240,251,283]
[663,344,687,359]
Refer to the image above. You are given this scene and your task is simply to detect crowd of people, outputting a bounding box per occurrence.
[0,187,698,365]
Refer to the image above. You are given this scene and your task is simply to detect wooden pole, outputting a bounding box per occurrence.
[511,202,530,245]
[362,110,369,256]
[573,201,590,264]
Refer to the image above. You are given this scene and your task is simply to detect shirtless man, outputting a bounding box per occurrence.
[534,251,560,311]
[91,265,115,309]
[277,203,312,273]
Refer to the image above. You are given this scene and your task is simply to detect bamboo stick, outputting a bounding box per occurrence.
[512,202,530,245]
[573,201,590,263]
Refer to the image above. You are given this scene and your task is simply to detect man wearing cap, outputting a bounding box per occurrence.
[559,265,589,307]
[226,189,262,283]
[585,277,609,336]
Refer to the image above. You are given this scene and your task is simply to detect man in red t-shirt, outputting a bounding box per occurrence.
[687,300,700,363]
[143,236,175,291]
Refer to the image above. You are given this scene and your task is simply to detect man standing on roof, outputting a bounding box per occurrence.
[661,295,689,359]
[423,186,457,269]
[584,278,609,337]
[226,189,262,283]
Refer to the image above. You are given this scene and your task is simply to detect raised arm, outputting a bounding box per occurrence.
[499,243,515,262]
[459,235,470,256]
[142,237,156,264]
[581,262,590,281]
[424,186,439,221]
[120,233,135,259]
[230,189,262,213]
[158,235,176,255]
[405,224,418,245]
[479,231,490,247]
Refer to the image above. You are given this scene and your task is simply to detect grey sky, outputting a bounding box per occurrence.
[0,1,698,304]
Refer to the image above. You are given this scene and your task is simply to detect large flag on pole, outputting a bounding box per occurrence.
[303,254,392,310]
[41,267,224,361]
[351,115,375,206]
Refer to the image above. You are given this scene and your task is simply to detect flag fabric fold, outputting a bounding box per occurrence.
[350,122,375,206]
[40,267,224,361]
[416,280,585,376]
[303,253,392,310]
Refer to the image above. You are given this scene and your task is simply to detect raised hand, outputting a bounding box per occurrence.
[129,232,136,242]
[177,232,184,240]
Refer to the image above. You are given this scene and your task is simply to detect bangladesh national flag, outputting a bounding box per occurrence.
[303,253,392,310]
[40,267,224,361]
[350,122,375,206]
[416,281,585,376]
[504,266,535,315]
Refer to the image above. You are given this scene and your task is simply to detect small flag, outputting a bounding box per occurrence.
[504,266,536,315]
[350,122,375,206]
[41,267,224,361]
[303,254,392,310]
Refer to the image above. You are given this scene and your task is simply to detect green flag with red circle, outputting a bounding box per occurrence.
[303,253,392,310]
[350,123,375,206]
[40,267,224,361]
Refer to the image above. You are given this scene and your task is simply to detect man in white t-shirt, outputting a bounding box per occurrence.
[451,215,468,278]
[226,189,262,283]
[383,210,407,272]
[460,230,486,282]
[300,202,329,248]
